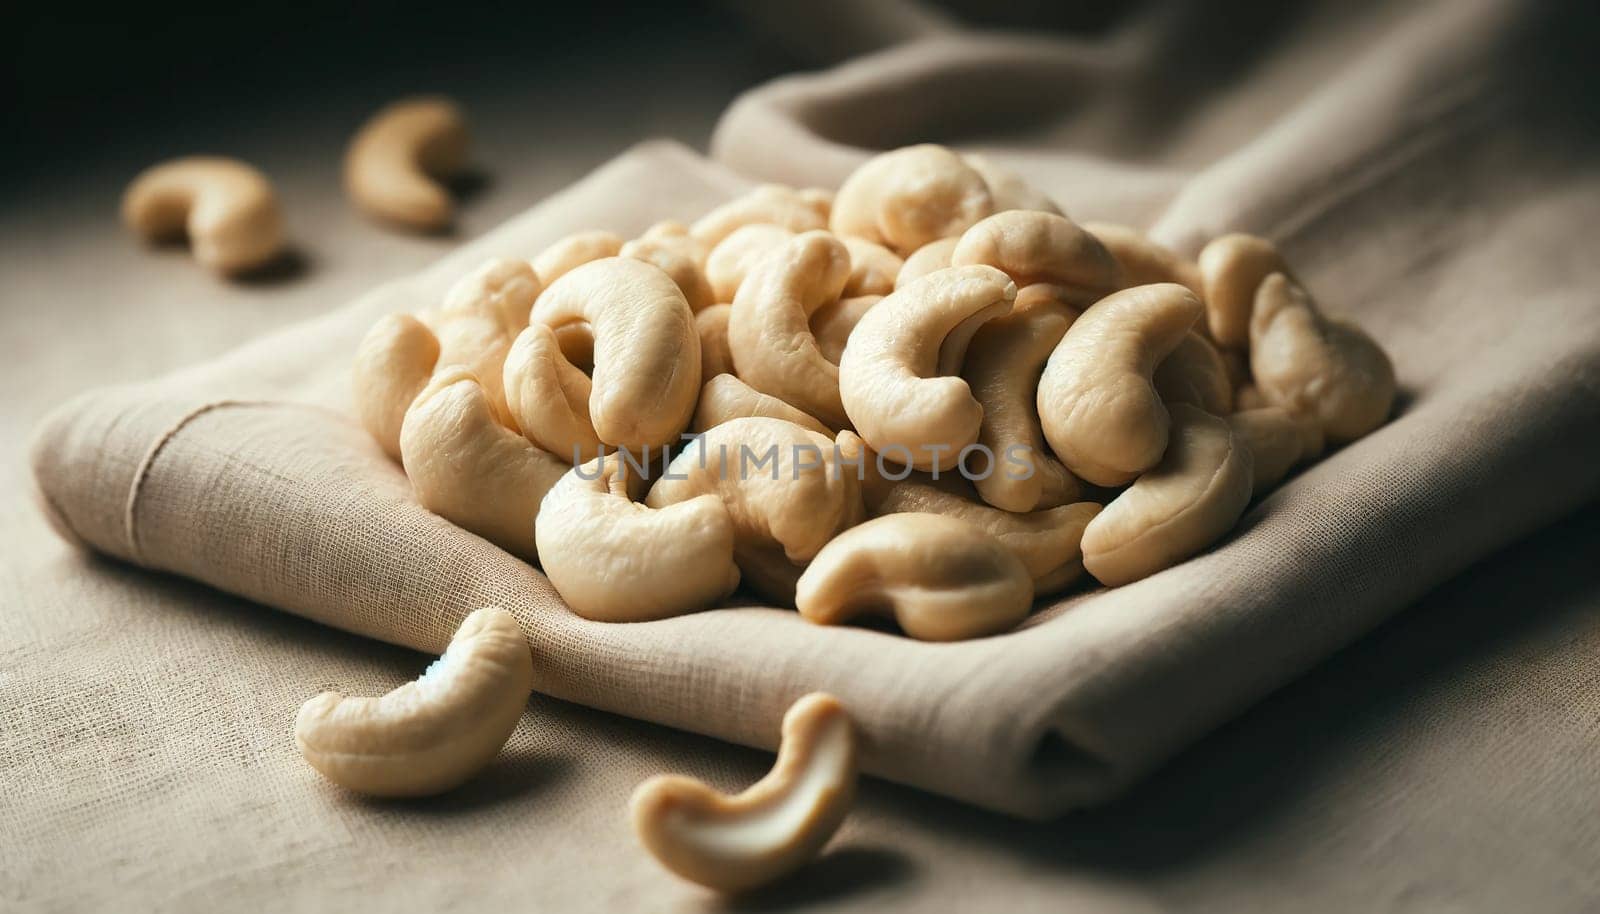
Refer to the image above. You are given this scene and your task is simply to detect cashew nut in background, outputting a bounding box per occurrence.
[530,257,701,451]
[399,368,568,561]
[691,375,831,436]
[695,304,735,379]
[830,145,995,255]
[809,294,881,365]
[537,455,740,622]
[1037,283,1203,486]
[532,229,625,288]
[896,237,959,289]
[840,265,1017,471]
[344,96,469,232]
[690,184,829,247]
[840,236,903,297]
[502,322,604,460]
[1249,273,1396,443]
[951,210,1122,303]
[796,513,1033,641]
[727,231,852,429]
[121,156,285,275]
[960,284,1082,512]
[352,313,441,461]
[631,693,857,893]
[961,153,1063,215]
[1228,406,1324,497]
[638,220,710,265]
[620,235,715,312]
[1084,222,1203,294]
[1197,232,1288,349]
[294,607,533,797]
[1081,405,1254,586]
[706,223,795,304]
[1153,331,1234,415]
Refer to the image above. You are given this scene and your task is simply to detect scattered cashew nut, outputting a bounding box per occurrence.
[951,210,1122,303]
[122,156,285,274]
[352,313,441,461]
[344,96,469,232]
[831,145,995,255]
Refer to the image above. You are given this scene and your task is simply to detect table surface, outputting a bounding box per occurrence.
[4,13,1598,914]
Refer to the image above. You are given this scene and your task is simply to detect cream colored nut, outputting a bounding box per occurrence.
[437,256,539,334]
[797,187,834,220]
[121,156,285,274]
[695,304,735,379]
[869,474,1100,595]
[1153,331,1233,415]
[424,258,541,426]
[536,455,740,622]
[1228,407,1322,497]
[631,693,857,893]
[831,144,995,255]
[692,375,831,436]
[502,323,603,461]
[1198,232,1288,349]
[400,368,568,560]
[1084,222,1203,294]
[532,229,625,287]
[1037,283,1203,486]
[344,96,468,232]
[530,257,700,450]
[620,236,715,312]
[295,607,532,797]
[796,513,1032,641]
[727,231,852,429]
[352,313,441,461]
[951,210,1122,302]
[841,237,904,297]
[840,265,1017,471]
[1081,404,1253,586]
[962,153,1063,215]
[961,284,1082,512]
[895,236,959,289]
[690,184,829,247]
[809,294,881,365]
[1250,273,1395,443]
[705,223,795,304]
[637,220,710,266]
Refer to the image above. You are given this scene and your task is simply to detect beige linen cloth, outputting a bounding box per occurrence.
[29,0,1600,818]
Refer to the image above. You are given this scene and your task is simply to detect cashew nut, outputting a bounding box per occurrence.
[690,184,829,247]
[620,235,714,312]
[399,368,568,560]
[424,258,540,425]
[1153,331,1233,415]
[121,156,285,274]
[960,284,1082,512]
[1249,273,1396,443]
[962,153,1063,215]
[532,229,625,288]
[727,231,852,429]
[705,223,794,304]
[839,265,1017,471]
[536,455,740,621]
[1228,407,1323,497]
[1197,232,1288,349]
[692,375,831,436]
[1084,222,1203,294]
[840,237,903,297]
[529,257,700,450]
[344,96,469,232]
[695,304,735,379]
[796,513,1033,641]
[808,294,881,365]
[294,606,532,797]
[830,144,995,255]
[630,693,857,893]
[1037,283,1203,486]
[1081,405,1253,586]
[352,313,441,461]
[950,210,1122,303]
[895,237,959,289]
[636,220,710,266]
[502,323,603,461]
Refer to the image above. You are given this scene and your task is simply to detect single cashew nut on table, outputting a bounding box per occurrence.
[692,374,831,436]
[706,223,795,304]
[695,304,735,379]
[840,265,1017,471]
[344,96,469,232]
[1081,404,1254,586]
[295,607,533,797]
[896,236,959,289]
[808,294,881,365]
[962,152,1063,215]
[1198,232,1289,349]
[1228,406,1323,497]
[122,156,285,275]
[1084,222,1203,294]
[1037,283,1204,486]
[951,210,1122,303]
[532,229,625,288]
[631,693,857,893]
[536,454,740,622]
[831,144,995,255]
[690,184,829,247]
[352,313,441,461]
[1153,331,1234,415]
[797,513,1033,641]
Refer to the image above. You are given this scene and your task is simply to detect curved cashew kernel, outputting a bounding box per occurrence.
[621,236,715,312]
[537,455,739,621]
[1084,222,1203,294]
[961,285,1082,512]
[295,607,532,797]
[1227,407,1321,497]
[951,210,1122,301]
[870,475,1100,595]
[353,313,441,461]
[962,152,1063,215]
[727,231,853,429]
[696,304,735,379]
[400,369,568,560]
[530,257,700,450]
[425,258,541,425]
[532,229,625,288]
[692,375,831,436]
[831,145,995,255]
[1249,273,1396,443]
[706,224,795,304]
[1198,232,1288,349]
[344,97,468,232]
[638,220,710,266]
[502,323,603,461]
[809,294,881,365]
[896,237,959,289]
[841,237,903,297]
[121,156,285,274]
[796,513,1033,641]
[1081,405,1253,586]
[839,265,1017,471]
[1153,331,1233,415]
[690,184,829,247]
[1037,283,1203,486]
[438,256,539,335]
[631,693,857,893]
